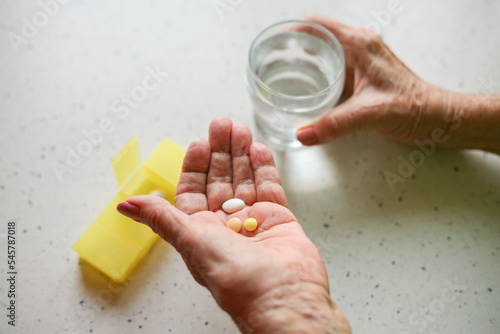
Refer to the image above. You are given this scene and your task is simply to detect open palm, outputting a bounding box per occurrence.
[118,118,348,332]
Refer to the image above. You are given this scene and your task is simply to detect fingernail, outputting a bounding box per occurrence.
[117,201,141,221]
[297,126,319,145]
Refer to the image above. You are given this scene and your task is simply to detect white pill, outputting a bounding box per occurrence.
[222,198,245,213]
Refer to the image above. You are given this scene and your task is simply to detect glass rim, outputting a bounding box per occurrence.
[247,19,345,101]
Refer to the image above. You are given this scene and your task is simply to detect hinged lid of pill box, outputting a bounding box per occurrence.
[112,136,142,188]
[73,137,185,283]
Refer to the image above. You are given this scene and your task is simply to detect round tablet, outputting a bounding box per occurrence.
[244,218,258,232]
[226,217,242,233]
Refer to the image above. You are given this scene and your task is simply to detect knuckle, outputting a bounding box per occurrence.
[362,28,381,42]
[141,204,166,235]
[357,28,383,52]
[324,112,342,135]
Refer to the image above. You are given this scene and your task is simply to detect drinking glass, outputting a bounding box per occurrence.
[245,20,345,149]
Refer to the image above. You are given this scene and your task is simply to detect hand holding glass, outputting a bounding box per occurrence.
[246,20,345,149]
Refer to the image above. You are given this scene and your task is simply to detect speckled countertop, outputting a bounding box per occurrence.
[0,1,499,333]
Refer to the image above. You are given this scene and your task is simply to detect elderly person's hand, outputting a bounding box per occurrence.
[297,14,500,152]
[118,117,351,334]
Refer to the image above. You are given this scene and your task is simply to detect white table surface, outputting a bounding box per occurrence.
[1,1,499,333]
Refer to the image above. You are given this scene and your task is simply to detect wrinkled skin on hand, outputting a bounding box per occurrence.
[118,118,351,333]
[297,14,500,150]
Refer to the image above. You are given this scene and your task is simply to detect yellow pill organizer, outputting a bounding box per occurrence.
[73,137,185,283]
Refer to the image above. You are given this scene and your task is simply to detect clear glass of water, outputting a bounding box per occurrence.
[245,20,345,149]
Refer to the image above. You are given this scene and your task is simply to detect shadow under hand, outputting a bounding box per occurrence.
[273,132,500,226]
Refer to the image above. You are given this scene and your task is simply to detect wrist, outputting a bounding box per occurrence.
[426,87,500,150]
[453,92,500,151]
[232,282,351,334]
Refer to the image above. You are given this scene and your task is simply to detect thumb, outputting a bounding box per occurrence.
[297,97,369,145]
[117,195,190,248]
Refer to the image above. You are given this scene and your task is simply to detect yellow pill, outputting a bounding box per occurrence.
[244,218,258,232]
[226,217,242,232]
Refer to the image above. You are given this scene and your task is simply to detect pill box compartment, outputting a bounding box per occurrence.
[73,137,185,283]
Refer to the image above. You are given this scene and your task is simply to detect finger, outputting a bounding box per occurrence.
[289,17,355,97]
[303,14,381,68]
[290,16,355,67]
[117,195,191,250]
[231,123,257,205]
[175,139,211,214]
[340,66,355,101]
[302,14,361,63]
[297,95,378,145]
[249,142,288,207]
[206,117,234,211]
[303,14,361,46]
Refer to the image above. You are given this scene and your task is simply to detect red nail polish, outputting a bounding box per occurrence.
[297,126,319,145]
